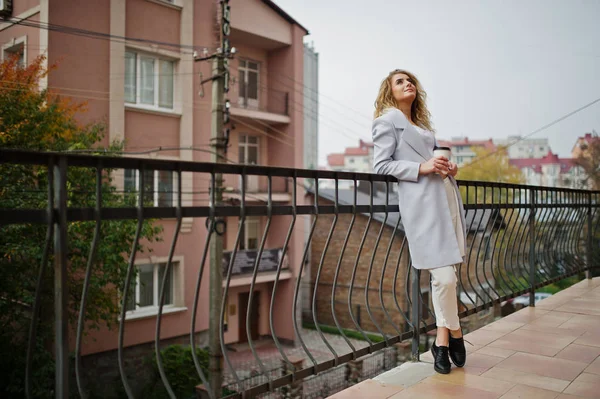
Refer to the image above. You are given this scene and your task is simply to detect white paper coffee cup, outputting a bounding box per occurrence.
[433,146,451,160]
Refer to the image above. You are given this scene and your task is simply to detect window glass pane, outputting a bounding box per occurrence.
[247,71,258,100]
[247,136,258,144]
[246,218,259,249]
[140,57,155,105]
[238,69,246,99]
[139,264,154,307]
[159,60,174,109]
[239,220,246,250]
[124,169,136,192]
[157,170,173,207]
[248,146,258,165]
[125,52,137,103]
[239,60,247,69]
[143,170,154,205]
[158,263,174,305]
[248,62,258,70]
[125,277,136,311]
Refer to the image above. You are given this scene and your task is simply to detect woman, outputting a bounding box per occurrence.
[372,69,467,374]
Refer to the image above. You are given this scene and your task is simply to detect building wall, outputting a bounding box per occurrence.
[303,42,318,169]
[0,0,308,358]
[495,136,550,159]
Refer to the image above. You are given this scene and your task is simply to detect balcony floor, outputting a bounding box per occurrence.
[329,277,600,399]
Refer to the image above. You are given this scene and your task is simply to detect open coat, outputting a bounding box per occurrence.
[372,108,467,270]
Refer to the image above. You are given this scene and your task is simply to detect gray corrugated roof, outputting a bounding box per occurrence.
[308,186,506,234]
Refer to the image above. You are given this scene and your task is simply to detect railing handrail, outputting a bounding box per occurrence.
[1,149,598,193]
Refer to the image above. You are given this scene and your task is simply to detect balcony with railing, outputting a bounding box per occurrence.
[1,149,600,399]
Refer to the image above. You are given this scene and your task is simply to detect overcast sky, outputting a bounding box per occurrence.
[274,0,600,166]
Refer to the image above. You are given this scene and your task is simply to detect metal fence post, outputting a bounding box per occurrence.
[587,192,593,279]
[411,268,420,361]
[529,188,536,307]
[53,156,69,398]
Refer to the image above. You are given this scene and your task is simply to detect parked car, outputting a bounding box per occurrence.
[501,292,552,307]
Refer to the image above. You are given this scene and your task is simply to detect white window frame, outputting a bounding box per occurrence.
[124,169,178,207]
[125,256,186,320]
[238,135,259,191]
[125,49,176,112]
[238,59,260,109]
[2,35,27,67]
[240,217,260,250]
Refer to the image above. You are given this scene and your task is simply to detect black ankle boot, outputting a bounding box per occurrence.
[449,334,466,367]
[431,342,451,374]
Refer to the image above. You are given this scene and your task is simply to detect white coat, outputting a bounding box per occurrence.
[372,108,467,270]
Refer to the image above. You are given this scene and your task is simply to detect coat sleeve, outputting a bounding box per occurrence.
[372,118,420,182]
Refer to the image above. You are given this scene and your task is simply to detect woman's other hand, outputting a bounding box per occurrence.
[419,156,450,176]
[448,161,458,177]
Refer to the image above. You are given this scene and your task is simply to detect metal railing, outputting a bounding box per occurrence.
[1,149,599,399]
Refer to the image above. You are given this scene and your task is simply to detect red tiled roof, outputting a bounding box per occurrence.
[510,151,576,174]
[437,137,496,151]
[344,147,369,156]
[327,153,345,167]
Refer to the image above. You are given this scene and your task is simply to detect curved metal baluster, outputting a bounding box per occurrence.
[478,187,501,303]
[291,177,319,369]
[570,193,588,271]
[246,175,274,385]
[547,191,564,273]
[539,191,554,274]
[559,192,576,273]
[378,182,403,337]
[563,192,580,272]
[75,161,103,398]
[118,165,146,398]
[347,179,374,344]
[392,236,412,331]
[269,175,297,372]
[155,168,183,399]
[514,188,533,286]
[190,173,214,397]
[312,177,340,364]
[490,187,511,297]
[330,178,359,354]
[220,171,246,393]
[472,186,496,304]
[364,180,389,341]
[535,190,553,279]
[26,157,55,399]
[499,188,521,293]
[462,190,484,306]
[488,187,509,299]
[508,188,529,290]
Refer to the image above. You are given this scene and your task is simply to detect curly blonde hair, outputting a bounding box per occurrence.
[373,69,434,132]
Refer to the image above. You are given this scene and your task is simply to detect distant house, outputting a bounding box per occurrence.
[509,150,585,189]
[436,137,496,167]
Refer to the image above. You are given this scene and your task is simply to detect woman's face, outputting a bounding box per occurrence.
[390,73,416,106]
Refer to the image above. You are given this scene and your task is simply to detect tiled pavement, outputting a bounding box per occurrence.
[328,277,600,398]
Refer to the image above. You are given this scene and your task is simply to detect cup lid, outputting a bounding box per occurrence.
[433,146,451,151]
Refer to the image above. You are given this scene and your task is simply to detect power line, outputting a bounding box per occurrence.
[4,17,217,53]
[461,96,600,170]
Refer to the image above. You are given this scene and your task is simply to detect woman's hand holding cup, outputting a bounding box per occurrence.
[419,155,450,176]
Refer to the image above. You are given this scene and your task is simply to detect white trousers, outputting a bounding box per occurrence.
[429,265,460,330]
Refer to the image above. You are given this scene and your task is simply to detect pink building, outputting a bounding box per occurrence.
[0,0,308,362]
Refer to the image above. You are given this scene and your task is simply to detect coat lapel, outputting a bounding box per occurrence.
[400,123,432,161]
[385,108,432,161]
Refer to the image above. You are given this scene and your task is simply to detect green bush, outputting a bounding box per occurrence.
[142,345,209,399]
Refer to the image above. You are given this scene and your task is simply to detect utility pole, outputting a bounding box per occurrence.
[195,1,233,397]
